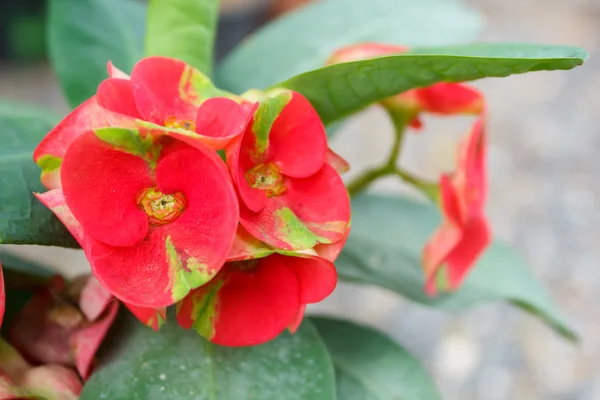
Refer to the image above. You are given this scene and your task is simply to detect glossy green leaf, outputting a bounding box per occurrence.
[48,0,146,108]
[312,317,440,400]
[273,44,587,125]
[81,313,336,400]
[0,103,77,247]
[338,194,577,341]
[145,0,219,76]
[216,0,483,93]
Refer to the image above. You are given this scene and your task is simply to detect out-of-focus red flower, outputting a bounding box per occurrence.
[0,338,81,399]
[327,43,484,129]
[34,56,251,190]
[36,127,240,309]
[8,275,117,380]
[226,89,351,250]
[176,226,337,346]
[423,113,490,294]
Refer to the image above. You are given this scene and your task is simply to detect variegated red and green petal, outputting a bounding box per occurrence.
[227,225,275,262]
[60,130,154,247]
[106,61,130,79]
[35,190,85,246]
[282,255,337,304]
[240,164,350,250]
[415,83,484,116]
[33,97,108,190]
[123,303,166,331]
[326,42,409,65]
[78,277,113,322]
[227,90,328,212]
[96,78,143,121]
[262,91,327,178]
[326,148,350,174]
[71,300,118,380]
[314,225,351,263]
[130,56,229,125]
[178,256,301,347]
[287,304,306,334]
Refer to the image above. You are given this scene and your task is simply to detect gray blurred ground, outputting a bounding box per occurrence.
[1,0,599,399]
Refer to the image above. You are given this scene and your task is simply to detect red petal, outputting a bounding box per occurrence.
[155,141,239,300]
[72,301,118,380]
[193,97,255,150]
[265,92,327,178]
[444,215,491,290]
[287,304,305,334]
[314,225,350,263]
[60,131,153,247]
[284,255,337,304]
[79,277,113,322]
[35,190,85,246]
[0,265,4,330]
[86,228,174,308]
[123,303,166,331]
[34,97,108,190]
[106,61,130,79]
[326,148,350,174]
[326,43,409,64]
[96,78,142,119]
[211,256,301,346]
[416,83,484,116]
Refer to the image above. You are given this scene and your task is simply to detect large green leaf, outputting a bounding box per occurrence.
[48,0,146,108]
[273,44,587,125]
[81,313,336,400]
[338,194,577,341]
[0,103,77,247]
[216,0,483,93]
[145,0,219,76]
[312,317,440,400]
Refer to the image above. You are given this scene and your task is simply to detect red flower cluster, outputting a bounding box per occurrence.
[34,57,350,346]
[328,43,490,294]
[0,271,116,398]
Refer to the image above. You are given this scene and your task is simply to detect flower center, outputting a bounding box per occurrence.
[245,163,286,197]
[136,187,186,225]
[164,116,196,131]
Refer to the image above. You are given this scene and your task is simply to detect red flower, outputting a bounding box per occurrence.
[8,275,117,380]
[36,127,240,309]
[423,114,490,294]
[327,43,484,129]
[34,56,250,190]
[0,338,82,399]
[176,226,337,346]
[226,89,351,250]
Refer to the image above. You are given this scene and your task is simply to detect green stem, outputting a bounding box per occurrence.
[394,168,440,203]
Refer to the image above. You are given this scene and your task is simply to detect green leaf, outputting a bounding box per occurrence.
[272,43,588,125]
[312,317,440,400]
[0,102,78,247]
[339,194,577,341]
[216,0,483,93]
[145,0,219,76]
[48,0,146,108]
[81,312,336,400]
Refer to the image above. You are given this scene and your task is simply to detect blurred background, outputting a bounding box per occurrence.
[0,0,597,398]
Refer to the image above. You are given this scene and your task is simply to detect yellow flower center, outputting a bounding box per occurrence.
[245,163,286,197]
[164,116,196,131]
[136,187,186,225]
